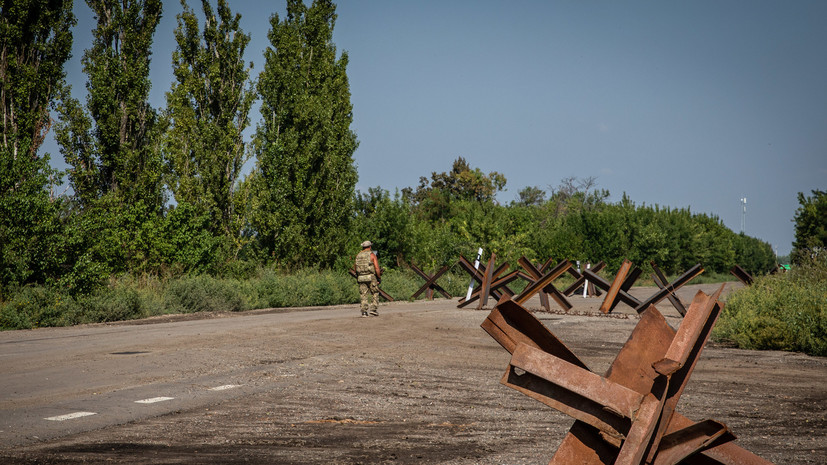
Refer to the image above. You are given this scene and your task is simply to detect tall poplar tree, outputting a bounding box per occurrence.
[164,0,255,238]
[55,0,163,210]
[253,0,358,267]
[53,0,164,281]
[0,0,74,289]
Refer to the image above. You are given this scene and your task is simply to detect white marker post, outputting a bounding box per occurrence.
[583,263,590,298]
[466,248,483,300]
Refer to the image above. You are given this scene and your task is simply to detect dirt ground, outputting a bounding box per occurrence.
[1,282,825,464]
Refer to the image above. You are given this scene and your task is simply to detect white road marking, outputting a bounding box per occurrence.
[45,412,97,421]
[209,384,242,391]
[43,385,237,423]
[134,396,175,404]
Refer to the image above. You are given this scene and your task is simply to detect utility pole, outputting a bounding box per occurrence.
[740,197,747,234]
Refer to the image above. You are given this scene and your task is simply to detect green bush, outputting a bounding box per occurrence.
[251,268,357,308]
[81,276,166,324]
[81,286,147,323]
[0,279,165,329]
[165,275,248,313]
[0,285,79,329]
[378,268,424,301]
[715,255,827,356]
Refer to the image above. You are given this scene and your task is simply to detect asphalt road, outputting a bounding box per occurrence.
[0,305,359,448]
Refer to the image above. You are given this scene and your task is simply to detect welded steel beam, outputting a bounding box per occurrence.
[518,257,573,311]
[457,255,502,306]
[599,260,644,313]
[410,263,452,300]
[636,263,704,313]
[651,261,688,316]
[513,259,572,306]
[563,261,606,297]
[584,268,641,308]
[729,265,754,286]
[457,255,521,309]
[518,257,552,311]
[481,286,774,464]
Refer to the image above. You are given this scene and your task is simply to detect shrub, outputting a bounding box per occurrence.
[165,275,248,313]
[251,269,357,308]
[715,255,827,356]
[82,286,146,323]
[0,285,80,329]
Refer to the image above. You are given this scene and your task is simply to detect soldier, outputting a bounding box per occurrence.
[355,240,382,317]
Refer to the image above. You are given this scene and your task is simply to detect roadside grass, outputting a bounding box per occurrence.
[714,255,827,357]
[0,267,470,330]
[0,263,778,334]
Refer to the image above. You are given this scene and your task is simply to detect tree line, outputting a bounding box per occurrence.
[351,158,777,277]
[1,0,810,303]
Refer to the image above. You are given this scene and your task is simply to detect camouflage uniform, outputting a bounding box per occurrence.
[355,249,379,316]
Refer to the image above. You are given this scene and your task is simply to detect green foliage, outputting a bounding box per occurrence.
[0,0,74,155]
[514,186,546,206]
[162,202,229,274]
[791,189,827,264]
[163,0,255,239]
[1,266,475,330]
[0,0,74,294]
[715,254,827,356]
[347,169,771,278]
[165,274,247,313]
[577,205,629,271]
[0,276,166,329]
[0,285,79,329]
[55,0,164,209]
[407,156,506,222]
[55,195,162,293]
[546,176,609,218]
[351,187,415,267]
[418,156,506,203]
[733,233,776,275]
[51,196,230,295]
[48,0,166,295]
[253,0,358,268]
[81,283,161,323]
[251,268,356,308]
[0,160,64,292]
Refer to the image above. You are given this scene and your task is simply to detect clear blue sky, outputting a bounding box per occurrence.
[46,0,827,257]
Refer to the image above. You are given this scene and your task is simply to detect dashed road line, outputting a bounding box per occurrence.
[45,412,97,421]
[41,384,241,423]
[134,396,175,404]
[209,384,242,391]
